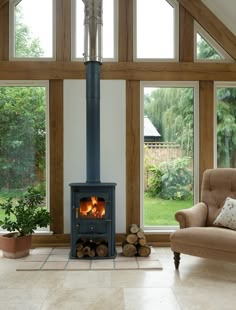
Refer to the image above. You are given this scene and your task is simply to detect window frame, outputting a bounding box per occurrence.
[71,0,118,62]
[0,80,50,233]
[140,81,199,232]
[214,81,236,168]
[9,0,56,61]
[194,22,234,63]
[133,0,179,62]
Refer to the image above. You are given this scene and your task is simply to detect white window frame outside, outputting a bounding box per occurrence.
[71,0,118,62]
[9,0,56,61]
[133,0,179,62]
[194,22,234,63]
[0,80,50,234]
[214,82,236,168]
[140,81,199,232]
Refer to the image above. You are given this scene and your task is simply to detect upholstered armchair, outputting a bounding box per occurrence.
[170,168,236,269]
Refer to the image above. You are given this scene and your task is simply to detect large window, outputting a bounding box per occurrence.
[9,0,56,59]
[215,83,236,168]
[72,0,118,61]
[134,0,179,61]
[0,82,49,228]
[141,82,199,230]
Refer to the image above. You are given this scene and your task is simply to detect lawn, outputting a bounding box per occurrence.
[144,194,192,226]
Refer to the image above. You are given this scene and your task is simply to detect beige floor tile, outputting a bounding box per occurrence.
[66,260,91,270]
[30,248,53,255]
[124,288,181,310]
[115,260,139,269]
[46,254,68,262]
[91,259,115,270]
[16,262,43,270]
[23,254,49,262]
[137,260,162,269]
[41,261,67,270]
[51,248,70,255]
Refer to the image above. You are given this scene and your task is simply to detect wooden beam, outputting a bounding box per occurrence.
[126,80,140,231]
[0,1,9,60]
[0,0,9,10]
[119,0,133,62]
[0,61,236,80]
[179,4,194,62]
[199,80,214,188]
[177,0,236,60]
[49,80,64,234]
[56,0,71,61]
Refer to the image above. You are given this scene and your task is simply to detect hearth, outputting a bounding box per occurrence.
[70,0,116,259]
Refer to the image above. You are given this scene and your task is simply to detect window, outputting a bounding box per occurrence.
[140,82,199,230]
[194,22,233,62]
[9,0,56,59]
[134,0,179,61]
[0,81,49,229]
[215,83,236,168]
[72,0,118,61]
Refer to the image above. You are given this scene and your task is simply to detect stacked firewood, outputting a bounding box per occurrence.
[122,224,151,257]
[76,239,108,258]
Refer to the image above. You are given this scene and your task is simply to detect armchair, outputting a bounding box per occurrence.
[170,168,236,269]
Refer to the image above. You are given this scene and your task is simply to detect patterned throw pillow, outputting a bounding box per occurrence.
[213,197,236,230]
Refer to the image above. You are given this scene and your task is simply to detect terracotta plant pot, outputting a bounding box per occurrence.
[0,233,32,259]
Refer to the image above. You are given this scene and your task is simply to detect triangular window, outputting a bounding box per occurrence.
[194,22,233,62]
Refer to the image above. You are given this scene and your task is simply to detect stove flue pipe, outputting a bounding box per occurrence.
[83,0,103,183]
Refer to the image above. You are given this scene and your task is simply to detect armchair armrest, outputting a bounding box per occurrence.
[175,202,208,228]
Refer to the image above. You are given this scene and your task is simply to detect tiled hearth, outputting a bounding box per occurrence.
[7,247,162,271]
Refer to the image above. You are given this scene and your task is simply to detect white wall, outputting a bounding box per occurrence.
[63,80,126,233]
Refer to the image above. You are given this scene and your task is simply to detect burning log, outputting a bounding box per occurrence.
[122,224,151,257]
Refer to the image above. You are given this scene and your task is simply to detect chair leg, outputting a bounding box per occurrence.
[173,252,180,270]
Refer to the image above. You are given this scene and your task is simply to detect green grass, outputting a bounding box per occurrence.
[144,194,192,226]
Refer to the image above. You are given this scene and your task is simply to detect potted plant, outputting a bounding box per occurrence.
[0,187,52,258]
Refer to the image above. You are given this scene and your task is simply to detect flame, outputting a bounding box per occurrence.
[80,196,105,218]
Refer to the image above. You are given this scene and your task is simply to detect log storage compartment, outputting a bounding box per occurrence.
[70,183,116,259]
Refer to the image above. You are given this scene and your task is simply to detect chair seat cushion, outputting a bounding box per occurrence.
[170,226,236,253]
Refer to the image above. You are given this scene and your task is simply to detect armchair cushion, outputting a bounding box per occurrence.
[213,197,236,230]
[175,202,208,228]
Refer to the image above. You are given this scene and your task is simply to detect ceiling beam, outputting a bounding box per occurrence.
[177,0,236,60]
[0,61,236,81]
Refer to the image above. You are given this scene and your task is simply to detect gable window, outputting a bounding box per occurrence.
[215,83,236,168]
[194,22,233,62]
[140,82,199,230]
[71,0,118,61]
[134,0,179,61]
[9,0,56,60]
[0,81,49,230]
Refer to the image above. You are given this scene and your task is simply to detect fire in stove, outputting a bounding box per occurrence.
[79,196,105,218]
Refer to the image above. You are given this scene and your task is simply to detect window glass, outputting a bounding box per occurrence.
[74,0,116,60]
[142,85,197,228]
[0,84,48,225]
[196,33,222,60]
[11,0,54,58]
[216,86,236,168]
[135,0,178,60]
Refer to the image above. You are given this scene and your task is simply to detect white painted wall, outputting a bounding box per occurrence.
[63,80,126,233]
[202,0,236,35]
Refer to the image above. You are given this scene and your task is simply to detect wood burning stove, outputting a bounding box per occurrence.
[70,183,116,258]
[70,0,116,259]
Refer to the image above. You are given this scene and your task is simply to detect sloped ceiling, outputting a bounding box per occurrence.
[202,0,236,35]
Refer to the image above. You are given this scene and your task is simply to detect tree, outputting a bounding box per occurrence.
[0,7,46,190]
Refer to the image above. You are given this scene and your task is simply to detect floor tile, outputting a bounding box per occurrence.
[23,254,49,262]
[115,260,139,269]
[46,254,68,262]
[91,259,115,270]
[66,260,91,270]
[137,260,163,269]
[16,262,43,271]
[41,261,67,270]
